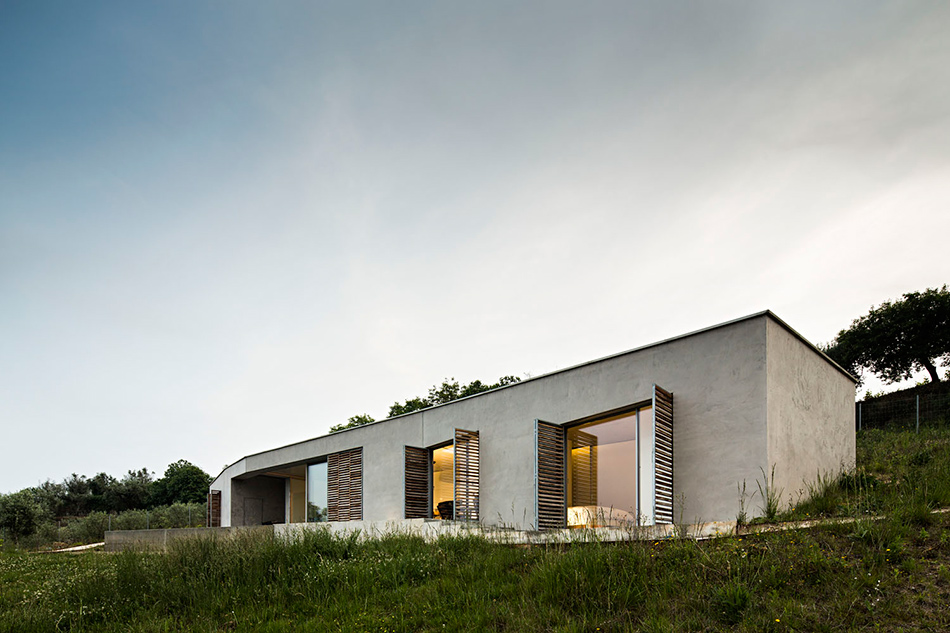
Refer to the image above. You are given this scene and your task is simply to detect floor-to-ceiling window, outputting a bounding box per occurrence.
[566,407,652,527]
[307,461,328,522]
[432,444,454,519]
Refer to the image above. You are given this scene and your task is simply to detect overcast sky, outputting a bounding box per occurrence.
[2,1,949,493]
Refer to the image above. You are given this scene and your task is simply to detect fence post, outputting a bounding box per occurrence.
[108,514,111,532]
[858,402,862,432]
[916,394,920,433]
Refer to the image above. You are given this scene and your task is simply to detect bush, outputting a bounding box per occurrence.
[711,582,751,625]
[0,491,42,543]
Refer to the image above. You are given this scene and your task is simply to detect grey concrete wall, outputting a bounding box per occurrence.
[230,476,285,526]
[211,314,782,527]
[105,526,272,552]
[415,315,770,527]
[766,319,857,512]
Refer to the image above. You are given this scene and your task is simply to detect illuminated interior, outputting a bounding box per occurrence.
[432,444,454,519]
[566,407,653,527]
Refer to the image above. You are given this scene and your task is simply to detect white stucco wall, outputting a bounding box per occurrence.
[766,318,857,513]
[211,312,851,529]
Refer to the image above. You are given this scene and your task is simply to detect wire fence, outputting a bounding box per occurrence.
[856,389,950,432]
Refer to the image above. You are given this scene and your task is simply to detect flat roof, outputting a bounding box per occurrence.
[215,310,856,480]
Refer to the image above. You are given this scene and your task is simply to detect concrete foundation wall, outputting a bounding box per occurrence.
[211,312,852,529]
[766,320,857,512]
[105,526,273,551]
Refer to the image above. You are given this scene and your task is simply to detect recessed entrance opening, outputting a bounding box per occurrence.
[255,464,307,524]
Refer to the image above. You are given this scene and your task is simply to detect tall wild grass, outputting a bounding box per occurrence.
[1,428,949,632]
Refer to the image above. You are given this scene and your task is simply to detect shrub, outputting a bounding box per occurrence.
[711,582,751,625]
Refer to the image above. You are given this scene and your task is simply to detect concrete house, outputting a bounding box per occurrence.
[208,311,856,532]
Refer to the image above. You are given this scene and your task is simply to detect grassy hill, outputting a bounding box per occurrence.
[2,425,949,632]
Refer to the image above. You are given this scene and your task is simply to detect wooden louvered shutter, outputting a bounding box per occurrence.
[454,429,479,522]
[535,420,566,530]
[569,429,598,507]
[328,447,363,521]
[207,490,221,528]
[653,385,674,524]
[405,446,430,519]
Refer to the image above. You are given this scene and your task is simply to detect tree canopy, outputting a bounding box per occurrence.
[331,375,522,432]
[329,414,376,434]
[150,460,212,506]
[389,376,521,417]
[0,490,42,542]
[823,285,950,385]
[4,460,213,520]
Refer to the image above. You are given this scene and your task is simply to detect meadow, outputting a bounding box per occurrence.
[1,427,949,632]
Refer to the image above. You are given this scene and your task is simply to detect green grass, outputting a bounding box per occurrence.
[3,428,950,632]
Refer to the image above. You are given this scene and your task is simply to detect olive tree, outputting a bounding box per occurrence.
[823,285,950,384]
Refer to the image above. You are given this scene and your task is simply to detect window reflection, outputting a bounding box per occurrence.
[307,461,328,522]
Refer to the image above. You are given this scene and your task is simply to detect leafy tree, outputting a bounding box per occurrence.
[88,472,119,512]
[31,480,67,518]
[387,397,430,418]
[387,376,522,419]
[114,469,154,510]
[61,473,93,516]
[329,414,376,434]
[331,375,523,432]
[824,285,950,385]
[150,461,211,506]
[0,490,41,542]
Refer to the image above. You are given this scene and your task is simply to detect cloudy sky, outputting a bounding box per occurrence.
[2,1,949,493]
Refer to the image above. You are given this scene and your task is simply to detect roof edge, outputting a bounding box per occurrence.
[761,310,858,383]
[217,310,856,474]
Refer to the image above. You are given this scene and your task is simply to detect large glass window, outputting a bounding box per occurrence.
[307,461,328,522]
[432,445,454,519]
[567,407,651,527]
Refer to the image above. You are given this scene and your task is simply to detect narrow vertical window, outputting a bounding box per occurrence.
[307,461,328,522]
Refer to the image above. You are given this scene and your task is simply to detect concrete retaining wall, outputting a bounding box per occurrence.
[104,526,273,552]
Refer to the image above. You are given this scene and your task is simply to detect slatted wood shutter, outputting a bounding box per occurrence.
[653,385,674,524]
[535,420,566,530]
[207,490,221,528]
[404,446,430,519]
[569,429,598,507]
[454,429,479,522]
[328,447,363,521]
